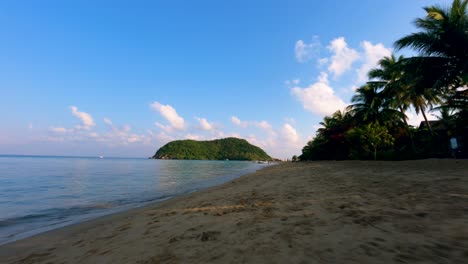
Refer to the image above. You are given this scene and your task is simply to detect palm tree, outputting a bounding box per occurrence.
[368,55,417,151]
[398,60,443,135]
[347,83,404,127]
[318,110,354,141]
[368,55,409,125]
[369,54,442,135]
[395,0,468,89]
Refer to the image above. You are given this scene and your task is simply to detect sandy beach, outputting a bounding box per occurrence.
[1,159,468,263]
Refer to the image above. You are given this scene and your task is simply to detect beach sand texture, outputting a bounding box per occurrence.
[1,159,468,263]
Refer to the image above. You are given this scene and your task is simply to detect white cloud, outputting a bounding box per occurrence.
[230,117,274,134]
[327,37,359,78]
[103,118,113,126]
[70,106,95,129]
[50,127,69,133]
[150,102,185,130]
[45,110,157,148]
[231,116,248,128]
[127,134,143,143]
[285,79,301,86]
[196,117,214,131]
[256,120,272,130]
[98,117,152,145]
[122,125,131,133]
[155,122,172,133]
[284,117,296,125]
[295,36,321,63]
[150,131,174,143]
[185,134,204,140]
[88,132,99,138]
[356,41,392,83]
[231,116,241,125]
[282,123,299,143]
[317,57,329,67]
[291,72,347,116]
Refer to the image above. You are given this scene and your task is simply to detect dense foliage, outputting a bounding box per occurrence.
[153,137,272,161]
[300,0,468,161]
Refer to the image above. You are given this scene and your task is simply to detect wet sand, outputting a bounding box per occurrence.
[1,159,468,263]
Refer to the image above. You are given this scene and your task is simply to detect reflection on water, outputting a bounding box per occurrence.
[0,156,265,245]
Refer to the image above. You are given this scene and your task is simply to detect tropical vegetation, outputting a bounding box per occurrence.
[153,137,272,161]
[299,0,468,161]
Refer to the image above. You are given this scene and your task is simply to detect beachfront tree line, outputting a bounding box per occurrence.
[299,0,468,161]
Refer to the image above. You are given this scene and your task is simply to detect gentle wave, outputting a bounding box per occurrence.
[0,157,267,245]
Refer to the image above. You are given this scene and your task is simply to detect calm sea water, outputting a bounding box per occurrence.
[0,155,267,245]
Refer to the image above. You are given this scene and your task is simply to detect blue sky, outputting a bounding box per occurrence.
[0,0,452,158]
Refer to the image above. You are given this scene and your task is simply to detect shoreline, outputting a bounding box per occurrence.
[1,159,468,263]
[0,159,269,246]
[0,163,277,257]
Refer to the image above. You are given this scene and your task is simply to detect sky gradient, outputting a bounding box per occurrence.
[0,0,452,159]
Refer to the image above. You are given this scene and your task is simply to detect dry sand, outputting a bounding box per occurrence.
[1,159,468,263]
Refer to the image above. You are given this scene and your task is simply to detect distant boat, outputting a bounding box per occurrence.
[99,156,104,159]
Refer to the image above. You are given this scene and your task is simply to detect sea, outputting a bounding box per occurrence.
[0,155,268,245]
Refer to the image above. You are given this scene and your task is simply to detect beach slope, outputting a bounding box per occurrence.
[1,159,468,263]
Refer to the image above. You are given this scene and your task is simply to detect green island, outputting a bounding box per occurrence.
[152,137,272,161]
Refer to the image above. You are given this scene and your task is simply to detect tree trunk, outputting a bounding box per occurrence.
[420,106,434,135]
[374,147,377,161]
[399,106,416,153]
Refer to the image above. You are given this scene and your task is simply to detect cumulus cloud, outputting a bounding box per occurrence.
[149,130,174,143]
[231,116,248,128]
[256,120,272,130]
[291,72,347,116]
[230,117,274,134]
[282,123,299,143]
[356,41,392,83]
[295,36,321,63]
[99,117,150,145]
[70,106,95,129]
[196,117,214,131]
[150,102,185,130]
[155,122,174,133]
[327,37,359,78]
[231,116,241,125]
[45,109,159,149]
[247,122,304,159]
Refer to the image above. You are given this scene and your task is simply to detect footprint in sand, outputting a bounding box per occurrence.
[200,231,221,242]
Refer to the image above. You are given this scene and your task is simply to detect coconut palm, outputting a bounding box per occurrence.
[395,0,468,89]
[399,60,443,135]
[347,83,404,127]
[368,55,417,151]
[318,110,354,140]
[369,54,442,135]
[368,55,409,124]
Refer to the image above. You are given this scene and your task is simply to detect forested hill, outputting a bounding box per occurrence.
[152,137,272,161]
